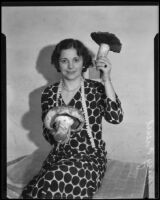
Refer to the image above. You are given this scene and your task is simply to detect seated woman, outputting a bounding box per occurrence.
[20,38,124,199]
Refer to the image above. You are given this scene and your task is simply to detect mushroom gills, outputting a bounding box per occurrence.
[50,113,81,130]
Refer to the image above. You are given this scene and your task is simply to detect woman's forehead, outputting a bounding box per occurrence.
[60,48,80,58]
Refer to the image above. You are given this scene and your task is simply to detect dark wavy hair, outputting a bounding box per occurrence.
[51,38,94,72]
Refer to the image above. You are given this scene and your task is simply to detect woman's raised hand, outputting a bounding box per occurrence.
[95,57,112,81]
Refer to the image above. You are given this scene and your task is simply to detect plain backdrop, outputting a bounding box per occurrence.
[2,5,158,197]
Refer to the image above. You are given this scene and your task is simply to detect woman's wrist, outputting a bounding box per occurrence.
[101,75,111,83]
[103,76,116,101]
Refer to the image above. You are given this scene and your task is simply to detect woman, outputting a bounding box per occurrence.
[21,38,123,199]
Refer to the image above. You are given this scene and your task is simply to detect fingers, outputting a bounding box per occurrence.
[95,57,111,68]
[93,57,112,80]
[96,56,111,64]
[96,63,111,71]
[97,66,109,73]
[96,59,112,80]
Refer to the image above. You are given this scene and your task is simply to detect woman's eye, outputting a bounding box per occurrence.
[73,57,80,62]
[59,59,68,64]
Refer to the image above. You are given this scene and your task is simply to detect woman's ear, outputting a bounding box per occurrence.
[82,66,86,73]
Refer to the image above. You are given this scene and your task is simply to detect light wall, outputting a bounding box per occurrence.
[2,6,158,197]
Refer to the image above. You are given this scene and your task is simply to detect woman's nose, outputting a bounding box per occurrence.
[68,61,74,69]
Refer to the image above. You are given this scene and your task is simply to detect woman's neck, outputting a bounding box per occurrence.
[62,76,83,91]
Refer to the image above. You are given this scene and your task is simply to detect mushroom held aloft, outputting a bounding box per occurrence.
[90,31,122,78]
[90,31,122,60]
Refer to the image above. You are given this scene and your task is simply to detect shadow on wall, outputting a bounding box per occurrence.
[21,45,61,157]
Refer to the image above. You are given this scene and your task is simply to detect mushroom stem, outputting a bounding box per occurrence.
[96,43,110,78]
[97,43,110,59]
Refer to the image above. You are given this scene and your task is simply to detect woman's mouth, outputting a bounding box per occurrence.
[67,71,76,74]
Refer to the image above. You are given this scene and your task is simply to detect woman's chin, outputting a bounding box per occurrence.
[63,73,81,80]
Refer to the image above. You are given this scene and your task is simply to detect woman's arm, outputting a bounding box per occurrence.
[103,77,116,102]
[95,56,116,101]
[41,86,57,145]
[96,57,124,124]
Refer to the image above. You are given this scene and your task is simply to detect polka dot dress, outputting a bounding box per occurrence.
[21,79,123,199]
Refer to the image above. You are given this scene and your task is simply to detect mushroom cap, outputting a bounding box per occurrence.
[44,106,85,132]
[90,31,122,53]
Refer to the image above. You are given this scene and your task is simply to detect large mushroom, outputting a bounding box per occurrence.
[44,106,85,144]
[90,31,122,75]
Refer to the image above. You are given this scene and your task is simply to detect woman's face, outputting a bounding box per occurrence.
[59,48,83,80]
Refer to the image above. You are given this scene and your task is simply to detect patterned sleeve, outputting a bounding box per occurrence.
[41,86,57,145]
[97,82,124,124]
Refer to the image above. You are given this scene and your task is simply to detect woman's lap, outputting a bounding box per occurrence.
[21,155,105,199]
